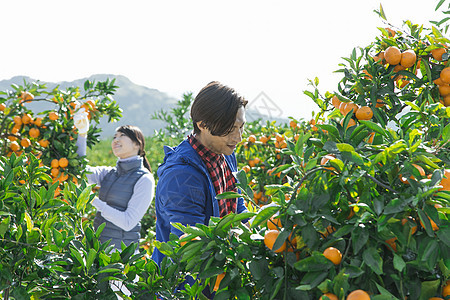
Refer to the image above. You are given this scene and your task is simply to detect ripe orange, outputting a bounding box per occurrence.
[248,135,256,143]
[399,164,425,184]
[13,116,22,125]
[393,64,406,72]
[439,85,450,96]
[260,136,269,144]
[51,159,60,169]
[374,51,385,64]
[242,165,250,173]
[20,91,34,101]
[10,141,20,152]
[320,293,338,300]
[38,139,49,147]
[0,103,6,111]
[367,132,375,144]
[443,95,450,106]
[400,50,417,68]
[355,106,373,120]
[428,298,444,300]
[443,281,450,297]
[29,128,40,138]
[434,77,447,86]
[385,46,402,65]
[275,133,284,142]
[22,114,32,125]
[267,216,281,230]
[347,289,370,300]
[34,117,43,127]
[323,247,342,265]
[332,95,341,109]
[340,118,356,129]
[402,217,418,235]
[20,138,31,148]
[321,154,336,166]
[264,229,286,253]
[420,213,439,231]
[431,47,446,61]
[58,157,69,168]
[439,169,450,191]
[51,168,60,178]
[48,112,59,121]
[385,27,396,37]
[440,67,450,84]
[213,272,225,292]
[290,120,298,128]
[385,237,397,252]
[341,102,359,116]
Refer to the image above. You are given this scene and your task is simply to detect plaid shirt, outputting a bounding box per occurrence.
[188,134,237,217]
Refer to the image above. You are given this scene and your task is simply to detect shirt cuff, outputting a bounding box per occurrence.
[92,197,106,211]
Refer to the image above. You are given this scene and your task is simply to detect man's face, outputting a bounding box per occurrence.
[196,107,246,155]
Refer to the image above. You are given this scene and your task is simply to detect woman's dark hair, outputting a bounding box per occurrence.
[116,125,152,172]
[191,81,248,136]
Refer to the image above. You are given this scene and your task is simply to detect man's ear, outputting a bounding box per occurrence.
[196,121,207,131]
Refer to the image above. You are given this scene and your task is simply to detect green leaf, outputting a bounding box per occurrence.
[85,248,97,271]
[393,253,406,272]
[362,247,383,275]
[359,120,387,137]
[216,191,241,200]
[442,123,450,141]
[294,252,334,272]
[0,216,10,238]
[351,226,369,254]
[250,205,280,228]
[70,247,85,267]
[24,211,33,232]
[76,185,93,212]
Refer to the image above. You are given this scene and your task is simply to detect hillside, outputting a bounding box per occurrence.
[0,75,289,138]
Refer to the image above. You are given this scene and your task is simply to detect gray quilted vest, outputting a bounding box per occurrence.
[93,157,149,249]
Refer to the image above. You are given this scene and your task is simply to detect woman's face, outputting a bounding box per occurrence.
[111,131,140,159]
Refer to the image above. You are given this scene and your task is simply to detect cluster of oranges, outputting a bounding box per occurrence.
[330,95,375,130]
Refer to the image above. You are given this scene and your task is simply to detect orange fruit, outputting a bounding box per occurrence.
[434,77,448,86]
[290,120,298,128]
[320,293,338,300]
[51,159,60,169]
[429,298,444,300]
[374,51,385,64]
[394,64,406,72]
[400,50,417,68]
[321,154,336,166]
[420,214,439,231]
[355,106,373,120]
[341,102,359,116]
[213,272,225,292]
[254,191,263,200]
[347,290,370,300]
[34,117,43,127]
[22,114,32,125]
[385,27,396,37]
[20,138,31,148]
[431,47,446,61]
[13,116,22,125]
[439,169,450,191]
[440,67,450,84]
[340,118,356,129]
[260,136,269,144]
[248,135,256,143]
[29,128,40,138]
[58,157,69,168]
[443,95,450,106]
[367,132,375,144]
[275,133,284,142]
[363,69,372,80]
[399,164,425,183]
[48,112,59,121]
[439,85,450,96]
[10,141,20,152]
[0,103,6,111]
[20,91,34,101]
[267,216,281,230]
[401,217,418,235]
[242,165,250,173]
[385,237,397,252]
[385,46,402,65]
[332,95,342,109]
[323,247,342,265]
[38,139,49,147]
[8,135,17,142]
[51,168,60,178]
[264,229,286,253]
[11,125,21,134]
[443,282,450,297]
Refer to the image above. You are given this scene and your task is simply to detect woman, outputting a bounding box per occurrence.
[75,110,155,250]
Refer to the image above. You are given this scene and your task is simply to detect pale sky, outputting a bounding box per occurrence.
[0,0,444,121]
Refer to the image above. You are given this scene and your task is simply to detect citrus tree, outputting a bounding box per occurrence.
[157,3,450,300]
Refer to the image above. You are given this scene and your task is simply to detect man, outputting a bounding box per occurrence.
[152,81,248,267]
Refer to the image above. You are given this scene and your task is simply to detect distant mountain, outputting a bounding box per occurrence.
[0,75,289,138]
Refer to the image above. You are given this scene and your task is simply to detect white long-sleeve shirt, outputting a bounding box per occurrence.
[76,135,155,231]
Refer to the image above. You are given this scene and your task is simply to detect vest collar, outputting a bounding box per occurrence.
[116,156,143,175]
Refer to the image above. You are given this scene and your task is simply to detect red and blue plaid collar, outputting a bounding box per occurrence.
[188,134,224,163]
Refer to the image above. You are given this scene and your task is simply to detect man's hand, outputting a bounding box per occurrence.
[73,110,90,136]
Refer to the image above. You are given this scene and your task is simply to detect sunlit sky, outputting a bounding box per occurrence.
[0,0,445,121]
